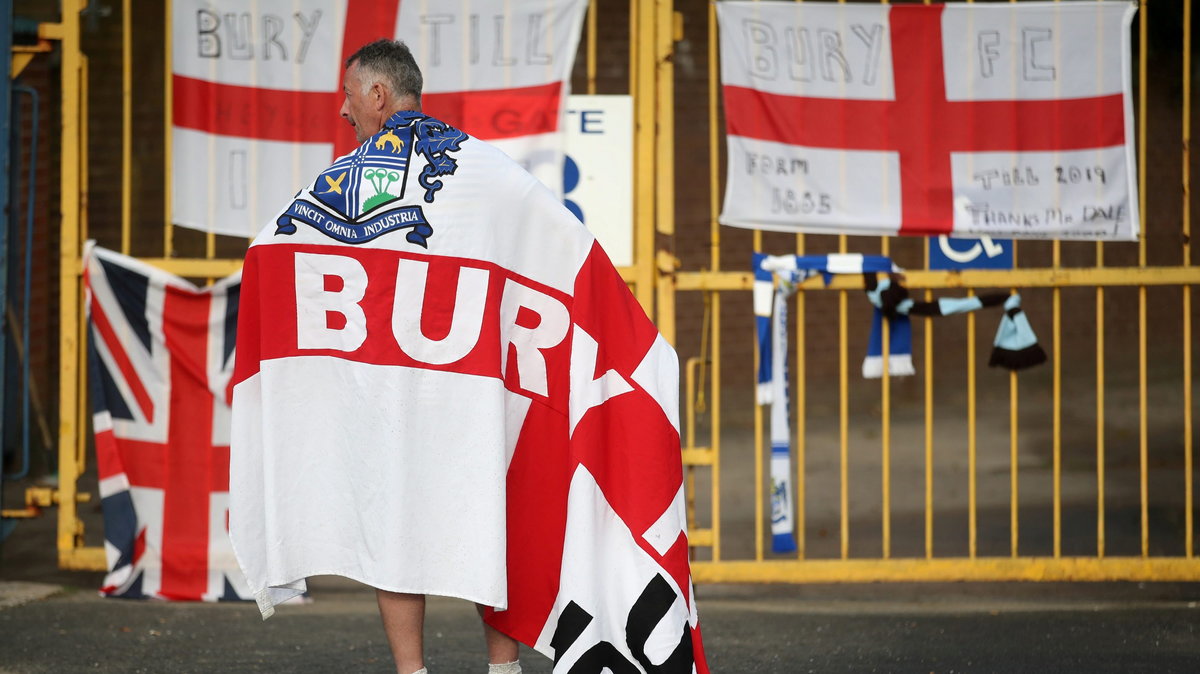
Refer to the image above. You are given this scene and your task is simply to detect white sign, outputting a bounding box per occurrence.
[563,95,634,267]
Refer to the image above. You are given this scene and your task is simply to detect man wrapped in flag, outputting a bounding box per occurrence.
[229,40,706,674]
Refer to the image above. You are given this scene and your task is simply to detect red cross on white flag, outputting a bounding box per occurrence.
[716,1,1139,241]
[171,0,586,238]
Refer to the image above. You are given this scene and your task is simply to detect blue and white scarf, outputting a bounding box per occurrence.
[753,253,900,553]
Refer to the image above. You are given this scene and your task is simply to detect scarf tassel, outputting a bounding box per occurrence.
[988,295,1048,370]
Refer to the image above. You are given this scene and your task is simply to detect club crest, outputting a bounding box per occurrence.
[313,125,414,221]
[274,112,468,247]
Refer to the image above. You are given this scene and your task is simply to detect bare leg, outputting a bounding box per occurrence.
[476,604,520,665]
[377,590,426,674]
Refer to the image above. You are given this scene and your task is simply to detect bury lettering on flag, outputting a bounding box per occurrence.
[171,0,586,238]
[716,1,1139,241]
[86,243,250,602]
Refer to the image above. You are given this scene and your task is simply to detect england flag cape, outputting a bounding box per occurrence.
[229,111,707,672]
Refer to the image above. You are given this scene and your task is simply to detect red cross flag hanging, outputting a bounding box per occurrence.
[716,1,1139,241]
[171,0,586,238]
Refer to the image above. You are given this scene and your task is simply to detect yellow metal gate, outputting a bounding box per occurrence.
[661,0,1200,583]
[33,0,1200,584]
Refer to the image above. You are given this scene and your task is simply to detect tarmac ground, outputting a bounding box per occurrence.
[1,573,1199,673]
[4,418,1200,672]
[3,497,1200,674]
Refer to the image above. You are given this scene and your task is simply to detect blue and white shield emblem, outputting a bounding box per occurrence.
[274,123,433,246]
[276,112,468,247]
[313,126,413,221]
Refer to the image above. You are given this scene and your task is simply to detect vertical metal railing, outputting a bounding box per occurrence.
[121,0,131,254]
[55,0,100,569]
[1183,0,1194,560]
[0,0,11,529]
[794,235,806,561]
[706,0,723,563]
[163,0,173,260]
[753,241,763,561]
[1137,0,1150,560]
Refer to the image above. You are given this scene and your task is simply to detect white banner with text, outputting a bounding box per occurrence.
[171,0,586,238]
[716,1,1139,241]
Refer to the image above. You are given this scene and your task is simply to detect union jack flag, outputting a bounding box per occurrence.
[86,243,250,601]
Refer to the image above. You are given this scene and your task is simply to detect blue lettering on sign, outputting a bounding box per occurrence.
[567,108,605,134]
[563,154,583,223]
[579,109,603,134]
[928,235,1014,270]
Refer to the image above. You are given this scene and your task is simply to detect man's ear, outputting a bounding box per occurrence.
[371,82,387,111]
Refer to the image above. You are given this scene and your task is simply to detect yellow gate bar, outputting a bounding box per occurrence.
[1053,245,1062,558]
[59,546,105,571]
[675,266,1200,292]
[692,558,1200,584]
[1010,350,1020,558]
[121,0,131,254]
[795,233,806,561]
[631,0,656,312]
[1182,0,1194,560]
[56,0,85,569]
[838,236,849,560]
[705,0,723,564]
[967,300,977,559]
[924,305,934,560]
[881,294,891,560]
[137,258,244,277]
[1137,0,1151,563]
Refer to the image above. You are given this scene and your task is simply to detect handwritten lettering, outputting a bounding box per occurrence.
[967,206,1041,228]
[972,164,1107,191]
[973,167,1040,190]
[1083,204,1126,223]
[1044,208,1075,226]
[420,13,555,68]
[771,189,832,216]
[1056,165,1107,185]
[195,9,322,64]
[746,152,808,176]
[1022,28,1056,81]
[976,26,1057,82]
[743,19,885,86]
[967,204,1127,230]
[977,31,1001,78]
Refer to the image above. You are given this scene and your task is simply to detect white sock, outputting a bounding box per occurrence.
[488,661,521,674]
[410,669,428,674]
